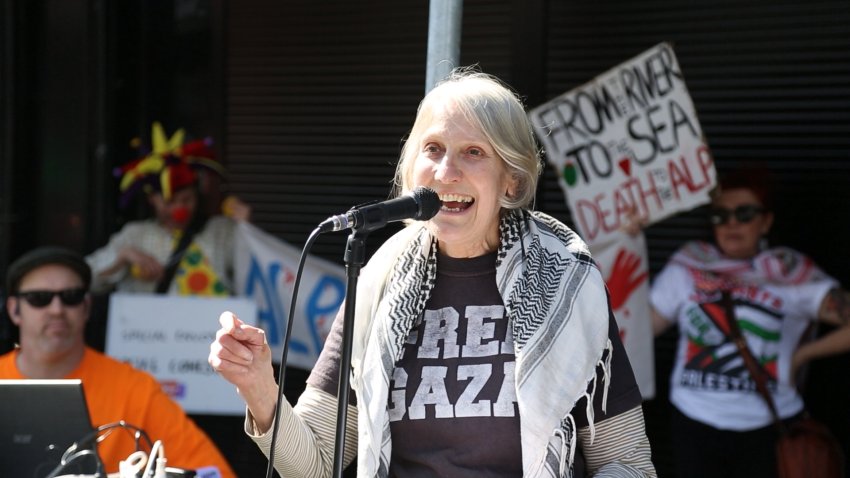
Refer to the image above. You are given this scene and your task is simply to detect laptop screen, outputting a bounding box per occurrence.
[0,379,99,477]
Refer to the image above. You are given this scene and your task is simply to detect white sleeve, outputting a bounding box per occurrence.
[782,278,839,320]
[649,262,690,322]
[85,225,137,293]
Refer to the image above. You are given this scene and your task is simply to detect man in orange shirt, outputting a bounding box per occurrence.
[1,246,236,477]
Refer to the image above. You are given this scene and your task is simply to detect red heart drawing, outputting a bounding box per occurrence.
[618,158,631,176]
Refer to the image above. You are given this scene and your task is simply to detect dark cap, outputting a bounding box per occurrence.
[5,246,92,294]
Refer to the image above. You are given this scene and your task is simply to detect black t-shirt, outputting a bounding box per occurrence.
[308,252,641,477]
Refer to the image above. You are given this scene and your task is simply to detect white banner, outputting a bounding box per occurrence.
[529,43,718,399]
[234,222,346,370]
[106,293,257,415]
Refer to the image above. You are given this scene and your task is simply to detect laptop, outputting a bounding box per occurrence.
[0,379,100,478]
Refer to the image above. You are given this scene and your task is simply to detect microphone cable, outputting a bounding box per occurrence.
[264,225,323,478]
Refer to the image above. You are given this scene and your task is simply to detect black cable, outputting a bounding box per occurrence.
[45,420,153,478]
[265,226,323,478]
[45,448,102,478]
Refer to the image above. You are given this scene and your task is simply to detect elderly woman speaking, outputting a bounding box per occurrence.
[209,68,656,478]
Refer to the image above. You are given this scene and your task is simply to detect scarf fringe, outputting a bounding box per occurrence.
[601,338,613,414]
[582,338,614,448]
[556,415,577,478]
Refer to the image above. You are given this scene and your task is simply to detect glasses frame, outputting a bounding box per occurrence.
[709,204,766,226]
[15,288,88,308]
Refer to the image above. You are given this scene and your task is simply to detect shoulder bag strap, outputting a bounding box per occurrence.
[721,289,787,433]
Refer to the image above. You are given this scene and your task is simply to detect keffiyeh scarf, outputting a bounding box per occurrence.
[671,241,832,291]
[349,209,614,477]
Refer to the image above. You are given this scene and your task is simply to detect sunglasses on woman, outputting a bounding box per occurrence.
[15,288,87,308]
[708,204,765,226]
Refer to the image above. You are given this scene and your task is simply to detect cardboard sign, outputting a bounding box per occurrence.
[529,43,719,398]
[529,42,716,245]
[106,293,257,415]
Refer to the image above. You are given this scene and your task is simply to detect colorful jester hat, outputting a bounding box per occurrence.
[114,122,226,207]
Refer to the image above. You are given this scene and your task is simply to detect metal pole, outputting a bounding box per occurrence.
[425,0,463,93]
[332,231,368,478]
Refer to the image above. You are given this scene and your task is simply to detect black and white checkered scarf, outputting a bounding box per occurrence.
[350,209,613,478]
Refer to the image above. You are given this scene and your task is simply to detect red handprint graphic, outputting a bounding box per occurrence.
[606,248,649,311]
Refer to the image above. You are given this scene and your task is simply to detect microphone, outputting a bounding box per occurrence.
[318,186,442,233]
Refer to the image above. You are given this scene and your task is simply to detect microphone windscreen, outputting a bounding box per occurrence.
[411,187,442,221]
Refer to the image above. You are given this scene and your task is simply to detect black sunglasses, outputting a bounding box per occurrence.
[16,288,87,308]
[709,204,765,226]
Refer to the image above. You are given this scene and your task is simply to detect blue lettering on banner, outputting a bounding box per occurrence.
[306,275,345,355]
[243,256,308,355]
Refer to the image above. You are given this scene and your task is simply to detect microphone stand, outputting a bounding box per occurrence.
[332,227,369,478]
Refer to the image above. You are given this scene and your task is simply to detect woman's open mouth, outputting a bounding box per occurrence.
[439,193,474,212]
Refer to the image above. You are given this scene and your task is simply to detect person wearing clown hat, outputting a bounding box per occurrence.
[86,122,251,296]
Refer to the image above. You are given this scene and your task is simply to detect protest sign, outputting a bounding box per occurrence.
[529,42,716,245]
[234,222,346,370]
[106,293,257,415]
[529,43,718,398]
